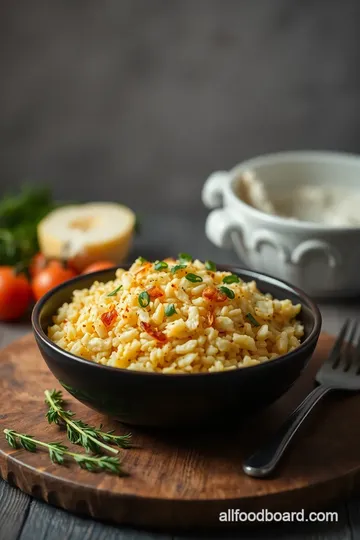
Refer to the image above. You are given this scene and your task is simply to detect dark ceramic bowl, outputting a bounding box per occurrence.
[32,266,321,428]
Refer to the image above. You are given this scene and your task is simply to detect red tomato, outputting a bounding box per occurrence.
[32,261,76,301]
[101,306,118,327]
[30,253,78,277]
[147,286,164,299]
[81,261,116,274]
[29,252,48,278]
[0,267,32,321]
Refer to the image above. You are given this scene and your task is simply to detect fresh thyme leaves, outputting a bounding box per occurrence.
[73,454,123,474]
[4,429,37,452]
[4,389,131,476]
[96,427,132,448]
[44,390,131,453]
[107,285,122,297]
[246,312,260,327]
[4,429,124,474]
[45,390,117,454]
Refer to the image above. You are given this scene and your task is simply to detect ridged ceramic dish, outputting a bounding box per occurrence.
[203,151,360,297]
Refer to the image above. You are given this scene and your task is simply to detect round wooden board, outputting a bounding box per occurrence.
[0,333,360,530]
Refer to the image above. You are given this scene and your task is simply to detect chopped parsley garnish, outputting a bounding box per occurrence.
[178,252,192,263]
[246,313,260,327]
[205,260,216,271]
[165,304,177,317]
[222,274,240,284]
[154,261,168,271]
[107,285,122,297]
[138,291,150,308]
[185,273,203,283]
[171,264,187,273]
[219,286,235,299]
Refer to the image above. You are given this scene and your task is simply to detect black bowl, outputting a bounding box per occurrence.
[32,266,321,428]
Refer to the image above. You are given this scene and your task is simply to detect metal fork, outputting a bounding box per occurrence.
[243,320,360,478]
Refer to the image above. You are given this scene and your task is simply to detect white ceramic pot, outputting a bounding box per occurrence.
[202,151,360,297]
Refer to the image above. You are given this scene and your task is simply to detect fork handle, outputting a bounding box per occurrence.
[243,385,332,478]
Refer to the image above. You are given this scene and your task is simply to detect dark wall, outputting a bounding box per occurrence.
[1,0,360,215]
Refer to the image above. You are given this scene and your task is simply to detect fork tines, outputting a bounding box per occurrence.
[327,319,360,372]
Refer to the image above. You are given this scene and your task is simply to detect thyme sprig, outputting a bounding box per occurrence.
[44,390,131,454]
[4,429,123,474]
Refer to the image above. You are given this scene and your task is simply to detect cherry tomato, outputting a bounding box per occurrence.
[82,260,116,274]
[30,253,78,277]
[32,261,76,300]
[29,252,48,278]
[0,266,32,321]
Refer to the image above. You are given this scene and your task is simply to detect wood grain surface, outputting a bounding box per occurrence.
[0,333,359,530]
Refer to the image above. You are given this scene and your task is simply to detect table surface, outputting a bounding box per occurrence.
[1,214,360,540]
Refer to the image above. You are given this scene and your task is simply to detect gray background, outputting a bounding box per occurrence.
[1,0,360,216]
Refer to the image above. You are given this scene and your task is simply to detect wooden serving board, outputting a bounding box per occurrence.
[0,333,360,530]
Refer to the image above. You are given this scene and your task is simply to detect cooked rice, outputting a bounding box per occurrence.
[48,257,304,373]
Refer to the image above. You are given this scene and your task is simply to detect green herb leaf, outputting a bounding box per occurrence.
[154,261,168,271]
[178,252,192,263]
[165,304,177,317]
[171,264,187,273]
[222,274,240,284]
[44,390,131,455]
[48,443,67,465]
[138,291,150,308]
[0,185,56,266]
[185,273,203,283]
[246,313,260,327]
[4,429,18,449]
[205,260,216,271]
[19,435,37,452]
[219,286,235,299]
[98,431,132,449]
[73,454,123,475]
[137,256,147,263]
[3,429,124,475]
[107,285,122,297]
